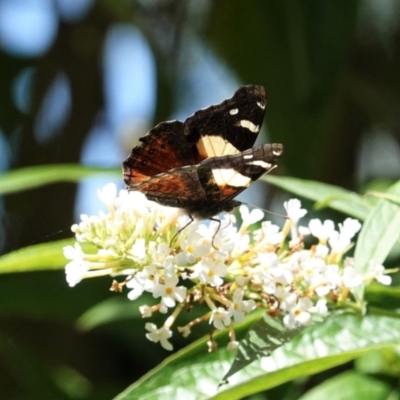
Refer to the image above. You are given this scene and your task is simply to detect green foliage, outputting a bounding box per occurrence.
[114,315,400,400]
[2,1,400,399]
[264,176,371,220]
[0,238,74,274]
[0,165,118,195]
[354,180,400,276]
[2,166,400,399]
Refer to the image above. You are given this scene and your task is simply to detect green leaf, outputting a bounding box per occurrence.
[354,180,400,279]
[298,371,392,400]
[0,164,119,195]
[264,176,370,220]
[76,297,144,331]
[222,314,305,383]
[0,239,75,274]
[366,282,400,310]
[113,315,400,400]
[366,190,400,204]
[356,348,400,377]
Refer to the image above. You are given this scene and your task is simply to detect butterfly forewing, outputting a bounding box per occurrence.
[123,121,197,184]
[184,85,267,160]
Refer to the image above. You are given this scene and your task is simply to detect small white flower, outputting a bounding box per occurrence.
[322,264,341,288]
[152,274,187,308]
[328,231,351,254]
[310,299,328,315]
[254,221,283,245]
[298,226,311,236]
[284,199,307,222]
[255,253,293,289]
[271,264,294,287]
[228,289,256,323]
[194,257,227,287]
[231,233,251,257]
[159,304,168,314]
[210,307,231,330]
[309,219,336,242]
[197,216,236,250]
[369,261,392,285]
[65,259,89,287]
[314,244,329,258]
[151,243,171,266]
[177,325,191,338]
[176,230,211,265]
[341,266,363,288]
[116,189,148,212]
[139,304,152,318]
[145,323,173,351]
[126,278,145,301]
[274,286,290,309]
[63,243,84,260]
[135,265,159,293]
[283,296,313,329]
[313,278,331,297]
[299,257,326,283]
[339,218,361,239]
[257,252,280,270]
[97,183,117,207]
[129,238,147,262]
[239,205,264,228]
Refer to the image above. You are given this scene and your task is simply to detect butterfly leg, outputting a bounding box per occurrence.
[209,217,222,249]
[170,215,194,248]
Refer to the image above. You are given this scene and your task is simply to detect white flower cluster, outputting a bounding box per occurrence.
[63,184,391,351]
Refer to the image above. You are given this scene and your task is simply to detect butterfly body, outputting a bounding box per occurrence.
[123,85,283,219]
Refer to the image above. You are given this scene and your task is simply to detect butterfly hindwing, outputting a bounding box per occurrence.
[185,143,282,218]
[134,143,283,219]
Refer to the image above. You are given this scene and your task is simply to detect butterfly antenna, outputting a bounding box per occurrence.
[30,227,72,245]
[243,203,289,220]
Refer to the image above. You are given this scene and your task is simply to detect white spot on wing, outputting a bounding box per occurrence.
[257,101,265,110]
[273,150,282,156]
[197,135,239,157]
[212,168,251,187]
[246,160,271,169]
[238,120,259,133]
[229,108,239,115]
[243,154,253,159]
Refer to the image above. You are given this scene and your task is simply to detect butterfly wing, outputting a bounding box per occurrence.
[133,143,283,219]
[194,142,283,205]
[130,166,207,209]
[184,85,267,160]
[122,85,281,220]
[123,85,267,187]
[123,120,198,185]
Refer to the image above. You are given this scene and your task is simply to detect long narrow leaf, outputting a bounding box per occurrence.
[354,180,400,277]
[264,176,370,220]
[0,164,119,195]
[0,239,75,274]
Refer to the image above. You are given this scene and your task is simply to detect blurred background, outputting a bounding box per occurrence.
[1,1,400,398]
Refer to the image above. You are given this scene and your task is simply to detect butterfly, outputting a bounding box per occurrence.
[123,85,283,240]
